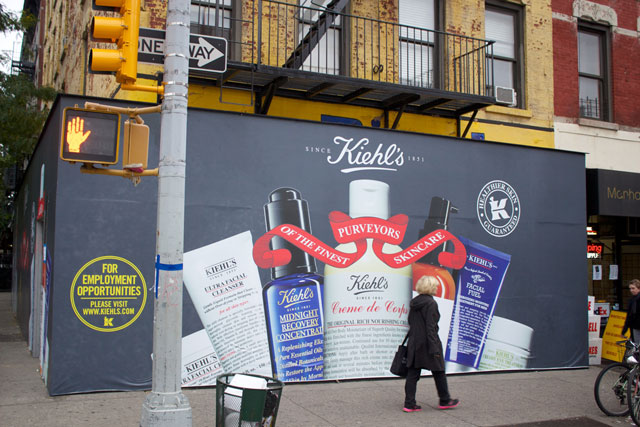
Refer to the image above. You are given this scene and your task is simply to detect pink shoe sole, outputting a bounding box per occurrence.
[402,407,422,412]
[438,402,459,409]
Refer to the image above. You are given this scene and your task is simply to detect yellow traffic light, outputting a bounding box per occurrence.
[89,0,140,85]
[60,107,121,164]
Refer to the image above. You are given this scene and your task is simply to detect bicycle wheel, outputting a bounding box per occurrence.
[594,362,630,416]
[628,365,640,424]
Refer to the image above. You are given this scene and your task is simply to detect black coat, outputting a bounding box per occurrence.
[406,294,445,371]
[623,294,640,335]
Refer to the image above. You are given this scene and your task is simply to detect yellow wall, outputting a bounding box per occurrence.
[447,0,555,147]
[42,0,554,148]
[189,84,458,134]
[187,84,553,147]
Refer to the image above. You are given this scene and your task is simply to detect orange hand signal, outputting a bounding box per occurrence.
[66,117,92,153]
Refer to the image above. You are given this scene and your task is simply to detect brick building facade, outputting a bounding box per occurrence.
[20,0,557,147]
[552,0,640,309]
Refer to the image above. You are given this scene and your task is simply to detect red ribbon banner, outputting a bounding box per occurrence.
[372,229,466,269]
[252,211,467,270]
[329,211,407,245]
[252,222,367,269]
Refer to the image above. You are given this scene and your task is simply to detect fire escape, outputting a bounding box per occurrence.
[189,0,497,136]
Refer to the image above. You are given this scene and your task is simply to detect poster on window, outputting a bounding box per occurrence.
[593,265,602,280]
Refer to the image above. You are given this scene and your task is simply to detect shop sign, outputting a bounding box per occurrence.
[587,169,640,217]
[587,243,603,259]
[595,303,610,317]
[602,310,628,362]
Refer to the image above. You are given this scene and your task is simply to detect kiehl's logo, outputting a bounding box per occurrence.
[468,254,494,269]
[277,287,314,307]
[205,258,237,277]
[327,136,404,173]
[477,180,521,238]
[346,274,389,295]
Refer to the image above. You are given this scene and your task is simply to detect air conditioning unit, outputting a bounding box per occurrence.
[495,86,516,106]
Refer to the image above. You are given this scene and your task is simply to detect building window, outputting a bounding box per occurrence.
[578,24,609,121]
[398,0,435,88]
[485,2,522,107]
[296,0,342,75]
[190,0,232,38]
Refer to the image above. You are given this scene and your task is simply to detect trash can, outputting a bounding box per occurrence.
[216,373,284,427]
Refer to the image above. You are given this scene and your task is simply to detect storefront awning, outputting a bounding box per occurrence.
[587,169,640,217]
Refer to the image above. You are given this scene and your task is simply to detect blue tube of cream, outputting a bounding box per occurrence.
[445,236,511,369]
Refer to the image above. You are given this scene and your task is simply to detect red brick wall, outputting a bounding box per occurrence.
[552,0,573,16]
[552,0,640,127]
[608,0,640,30]
[611,33,640,126]
[552,19,579,119]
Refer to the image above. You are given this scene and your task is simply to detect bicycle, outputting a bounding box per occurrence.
[594,339,637,417]
[627,345,640,425]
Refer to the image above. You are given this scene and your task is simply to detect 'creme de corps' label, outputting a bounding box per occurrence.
[323,271,410,379]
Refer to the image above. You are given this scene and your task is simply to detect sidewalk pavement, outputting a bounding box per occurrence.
[0,291,635,427]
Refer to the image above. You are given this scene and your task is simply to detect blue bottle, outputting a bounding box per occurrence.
[262,188,324,381]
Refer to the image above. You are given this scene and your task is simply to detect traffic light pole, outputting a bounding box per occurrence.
[140,0,192,425]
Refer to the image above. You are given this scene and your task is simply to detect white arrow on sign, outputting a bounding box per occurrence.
[138,28,227,72]
[191,37,224,68]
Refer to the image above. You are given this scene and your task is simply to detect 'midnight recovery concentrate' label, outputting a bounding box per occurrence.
[70,255,147,332]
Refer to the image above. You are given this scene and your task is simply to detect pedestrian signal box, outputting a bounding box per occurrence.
[122,121,149,171]
[60,107,121,164]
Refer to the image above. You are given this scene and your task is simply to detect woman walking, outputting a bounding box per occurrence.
[403,275,459,412]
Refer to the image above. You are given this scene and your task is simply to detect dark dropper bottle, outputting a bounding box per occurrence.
[412,196,458,300]
[262,188,324,381]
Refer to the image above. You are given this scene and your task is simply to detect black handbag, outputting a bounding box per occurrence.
[390,332,410,376]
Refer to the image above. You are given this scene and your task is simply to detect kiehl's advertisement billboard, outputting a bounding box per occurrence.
[14,96,587,395]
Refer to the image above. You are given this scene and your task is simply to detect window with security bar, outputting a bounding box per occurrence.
[190,0,232,39]
[578,23,609,121]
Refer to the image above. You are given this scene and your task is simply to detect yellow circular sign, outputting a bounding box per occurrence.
[70,255,147,332]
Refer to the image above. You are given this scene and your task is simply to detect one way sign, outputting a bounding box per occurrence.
[138,28,227,74]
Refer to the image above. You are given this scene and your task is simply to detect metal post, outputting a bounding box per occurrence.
[140,0,192,425]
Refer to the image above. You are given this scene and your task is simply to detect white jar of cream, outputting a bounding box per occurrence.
[478,316,533,370]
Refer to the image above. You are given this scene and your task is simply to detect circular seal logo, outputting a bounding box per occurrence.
[70,256,147,332]
[477,180,521,237]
